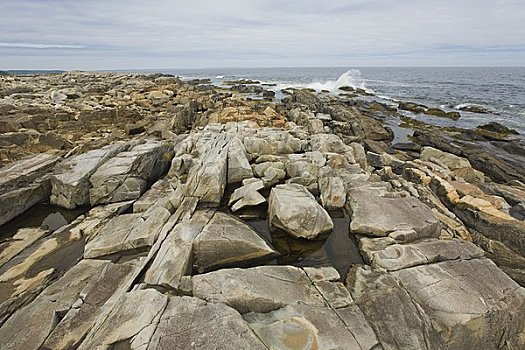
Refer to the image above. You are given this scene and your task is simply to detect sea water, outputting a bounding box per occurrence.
[158,66,525,134]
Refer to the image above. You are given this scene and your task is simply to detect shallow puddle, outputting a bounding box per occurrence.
[0,202,88,242]
[242,208,363,278]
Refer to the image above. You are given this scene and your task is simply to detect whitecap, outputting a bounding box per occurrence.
[215,75,225,79]
[267,69,374,94]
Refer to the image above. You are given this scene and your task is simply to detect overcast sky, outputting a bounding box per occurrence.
[1,0,524,69]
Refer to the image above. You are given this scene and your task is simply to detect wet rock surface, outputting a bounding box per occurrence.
[1,72,525,349]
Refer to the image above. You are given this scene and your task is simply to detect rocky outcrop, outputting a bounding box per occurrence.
[2,72,525,350]
[268,183,334,239]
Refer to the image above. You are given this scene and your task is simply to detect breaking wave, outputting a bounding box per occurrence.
[270,69,374,93]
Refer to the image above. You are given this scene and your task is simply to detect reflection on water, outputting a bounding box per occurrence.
[243,209,363,278]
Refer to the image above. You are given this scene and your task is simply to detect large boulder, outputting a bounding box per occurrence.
[268,183,334,239]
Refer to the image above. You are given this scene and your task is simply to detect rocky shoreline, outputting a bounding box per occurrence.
[1,72,525,349]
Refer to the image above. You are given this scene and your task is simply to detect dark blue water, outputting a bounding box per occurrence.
[156,67,525,134]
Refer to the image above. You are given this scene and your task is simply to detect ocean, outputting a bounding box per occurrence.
[158,67,525,135]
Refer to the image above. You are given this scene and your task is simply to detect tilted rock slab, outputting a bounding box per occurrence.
[227,136,253,183]
[144,209,215,290]
[192,265,325,314]
[89,140,172,206]
[84,206,171,258]
[0,153,59,226]
[268,183,334,239]
[184,134,230,206]
[50,142,128,209]
[193,211,277,273]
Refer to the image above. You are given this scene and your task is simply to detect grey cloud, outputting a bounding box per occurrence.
[0,0,524,69]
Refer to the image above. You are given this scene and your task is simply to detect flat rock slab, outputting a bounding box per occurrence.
[78,289,169,350]
[370,238,484,271]
[348,190,441,237]
[84,206,170,258]
[0,259,109,350]
[147,296,267,350]
[89,140,172,206]
[51,142,127,209]
[144,209,215,290]
[0,228,48,268]
[268,183,333,239]
[245,304,379,350]
[192,265,325,314]
[193,211,277,273]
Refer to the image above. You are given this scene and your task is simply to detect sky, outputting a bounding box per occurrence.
[1,0,524,69]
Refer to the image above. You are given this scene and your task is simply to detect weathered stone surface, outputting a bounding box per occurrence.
[0,228,48,268]
[51,143,127,209]
[78,289,169,350]
[89,140,172,205]
[144,209,214,290]
[348,258,525,350]
[227,136,253,183]
[246,304,379,350]
[268,183,334,239]
[184,134,229,205]
[133,178,176,213]
[348,189,441,237]
[42,260,142,350]
[0,227,85,323]
[0,259,108,350]
[147,296,267,350]
[192,266,325,314]
[84,206,170,258]
[362,238,484,271]
[194,212,276,273]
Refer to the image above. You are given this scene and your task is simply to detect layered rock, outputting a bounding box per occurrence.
[50,142,128,208]
[0,153,59,225]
